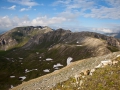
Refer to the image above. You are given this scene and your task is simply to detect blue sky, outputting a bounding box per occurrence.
[0,0,120,33]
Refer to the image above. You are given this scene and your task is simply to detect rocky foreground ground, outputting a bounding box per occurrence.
[11,51,120,90]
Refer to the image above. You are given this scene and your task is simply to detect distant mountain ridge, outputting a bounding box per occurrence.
[22,28,120,56]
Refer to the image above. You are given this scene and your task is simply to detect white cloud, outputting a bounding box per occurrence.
[84,6,120,19]
[92,28,113,33]
[52,0,94,10]
[1,0,120,33]
[0,16,29,30]
[20,8,28,11]
[8,5,16,10]
[20,6,31,11]
[105,0,120,7]
[31,16,66,26]
[8,0,39,7]
[0,15,66,30]
[58,10,80,20]
[52,0,120,19]
[67,0,94,10]
[0,15,120,34]
[2,5,16,10]
[52,0,71,6]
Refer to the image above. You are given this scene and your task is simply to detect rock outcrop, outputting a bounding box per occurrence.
[0,26,53,50]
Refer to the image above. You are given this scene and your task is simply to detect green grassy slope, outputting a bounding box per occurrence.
[52,57,120,90]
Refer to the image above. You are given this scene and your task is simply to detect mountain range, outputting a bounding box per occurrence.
[0,26,120,90]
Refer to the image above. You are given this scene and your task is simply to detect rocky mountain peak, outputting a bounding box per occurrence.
[0,26,53,50]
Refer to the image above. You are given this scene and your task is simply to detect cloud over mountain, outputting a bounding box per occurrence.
[0,0,120,33]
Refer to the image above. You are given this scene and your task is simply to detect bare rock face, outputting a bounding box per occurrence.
[0,26,53,50]
[0,39,5,46]
[0,36,18,50]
